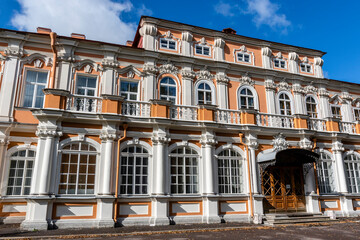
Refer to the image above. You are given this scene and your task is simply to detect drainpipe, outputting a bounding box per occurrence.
[49,32,57,88]
[113,123,128,223]
[239,133,254,218]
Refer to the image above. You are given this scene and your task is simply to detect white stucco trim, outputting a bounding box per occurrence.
[275,91,295,115]
[237,85,259,110]
[194,79,216,105]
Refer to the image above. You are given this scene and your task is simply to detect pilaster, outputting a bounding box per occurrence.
[288,52,299,74]
[180,67,195,106]
[142,62,158,101]
[314,57,324,78]
[139,23,158,51]
[214,38,225,61]
[200,130,217,195]
[56,38,77,90]
[181,32,193,57]
[318,87,331,119]
[292,83,305,114]
[215,72,229,109]
[101,45,120,95]
[264,77,276,114]
[332,140,348,194]
[261,47,272,69]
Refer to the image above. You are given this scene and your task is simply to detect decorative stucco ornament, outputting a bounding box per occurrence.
[272,133,289,151]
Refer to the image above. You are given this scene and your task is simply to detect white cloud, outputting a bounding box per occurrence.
[245,0,291,30]
[11,0,140,44]
[214,1,235,17]
[137,4,153,16]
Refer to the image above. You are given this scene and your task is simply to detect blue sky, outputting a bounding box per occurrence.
[1,0,359,83]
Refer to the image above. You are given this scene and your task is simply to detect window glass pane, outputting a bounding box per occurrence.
[37,72,48,83]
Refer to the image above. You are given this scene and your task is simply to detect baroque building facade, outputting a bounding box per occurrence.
[0,16,360,230]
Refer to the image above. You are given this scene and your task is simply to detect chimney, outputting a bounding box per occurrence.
[37,27,52,34]
[71,33,86,39]
[126,41,133,46]
[222,28,237,35]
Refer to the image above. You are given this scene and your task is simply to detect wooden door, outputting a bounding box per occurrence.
[262,166,306,213]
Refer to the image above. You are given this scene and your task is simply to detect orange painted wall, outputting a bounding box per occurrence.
[224,42,262,67]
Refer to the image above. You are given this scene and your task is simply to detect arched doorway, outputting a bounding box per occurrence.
[259,149,319,213]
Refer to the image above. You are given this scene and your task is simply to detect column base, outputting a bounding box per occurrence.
[305,193,321,214]
[202,215,221,224]
[149,217,169,226]
[20,220,49,231]
[253,194,265,215]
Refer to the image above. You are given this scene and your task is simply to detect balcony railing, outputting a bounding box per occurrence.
[216,109,241,125]
[170,105,198,121]
[308,118,327,131]
[340,122,357,134]
[66,95,102,113]
[257,113,294,129]
[121,101,151,118]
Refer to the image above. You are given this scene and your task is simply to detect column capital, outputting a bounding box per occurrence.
[261,47,272,56]
[200,134,217,147]
[214,38,225,48]
[318,87,330,97]
[180,69,196,80]
[299,137,313,150]
[182,31,193,42]
[215,73,229,85]
[36,129,62,138]
[151,136,171,145]
[139,23,158,36]
[292,83,305,94]
[265,79,276,91]
[332,141,344,153]
[100,131,117,141]
[143,63,159,76]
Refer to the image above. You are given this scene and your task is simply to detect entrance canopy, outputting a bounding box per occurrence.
[258,148,319,170]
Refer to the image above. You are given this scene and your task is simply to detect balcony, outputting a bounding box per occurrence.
[43,92,360,135]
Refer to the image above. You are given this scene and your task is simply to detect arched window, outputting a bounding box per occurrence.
[278,93,292,115]
[120,145,149,195]
[159,77,176,103]
[170,146,199,194]
[197,82,212,104]
[344,153,360,193]
[239,87,254,109]
[218,149,244,194]
[7,149,35,195]
[316,152,335,194]
[306,96,318,118]
[59,142,97,195]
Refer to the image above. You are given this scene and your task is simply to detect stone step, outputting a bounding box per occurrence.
[265,214,323,220]
[264,213,337,226]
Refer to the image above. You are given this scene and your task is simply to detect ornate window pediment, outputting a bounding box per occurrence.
[117,65,143,78]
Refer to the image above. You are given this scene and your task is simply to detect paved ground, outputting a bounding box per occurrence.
[1,219,360,239]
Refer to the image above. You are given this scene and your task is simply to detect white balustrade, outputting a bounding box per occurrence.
[122,101,151,117]
[340,122,357,134]
[170,105,198,121]
[256,113,294,128]
[67,95,102,113]
[216,109,241,124]
[308,118,327,131]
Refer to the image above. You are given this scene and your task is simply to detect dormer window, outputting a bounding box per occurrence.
[300,63,312,73]
[160,38,176,50]
[237,53,251,63]
[195,45,210,56]
[274,59,286,69]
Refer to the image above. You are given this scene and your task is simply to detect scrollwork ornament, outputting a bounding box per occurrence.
[143,63,159,76]
[197,66,213,80]
[272,133,289,151]
[240,72,254,86]
[158,61,179,75]
[180,69,196,79]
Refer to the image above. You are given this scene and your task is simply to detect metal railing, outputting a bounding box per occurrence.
[257,113,294,128]
[170,105,198,121]
[66,95,102,113]
[121,101,151,117]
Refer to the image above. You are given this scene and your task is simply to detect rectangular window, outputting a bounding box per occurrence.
[274,59,286,69]
[120,81,138,100]
[331,105,342,119]
[354,108,360,121]
[22,70,48,108]
[300,63,312,73]
[195,45,210,56]
[237,53,251,63]
[160,38,176,50]
[73,75,98,112]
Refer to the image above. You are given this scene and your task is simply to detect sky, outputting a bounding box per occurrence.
[0,0,359,84]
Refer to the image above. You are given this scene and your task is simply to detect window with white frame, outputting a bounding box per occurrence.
[120,81,138,100]
[59,142,97,195]
[239,87,254,109]
[218,149,244,194]
[300,63,312,73]
[170,146,199,194]
[344,153,360,193]
[331,104,342,120]
[316,152,335,194]
[279,93,292,115]
[306,96,318,118]
[22,70,48,108]
[197,82,212,104]
[159,77,176,103]
[160,38,176,50]
[120,145,149,195]
[274,59,286,69]
[74,75,98,112]
[195,45,210,56]
[354,108,360,121]
[6,149,35,196]
[237,52,251,63]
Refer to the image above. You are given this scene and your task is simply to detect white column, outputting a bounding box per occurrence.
[314,57,324,78]
[288,52,299,74]
[200,131,217,195]
[318,88,331,118]
[181,32,193,57]
[332,141,348,193]
[248,142,259,194]
[214,38,225,61]
[142,62,158,101]
[0,50,22,122]
[265,78,276,114]
[292,83,305,114]
[38,135,54,194]
[139,23,158,51]
[180,68,195,106]
[215,73,229,109]
[261,47,272,69]
[0,133,9,192]
[99,128,116,195]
